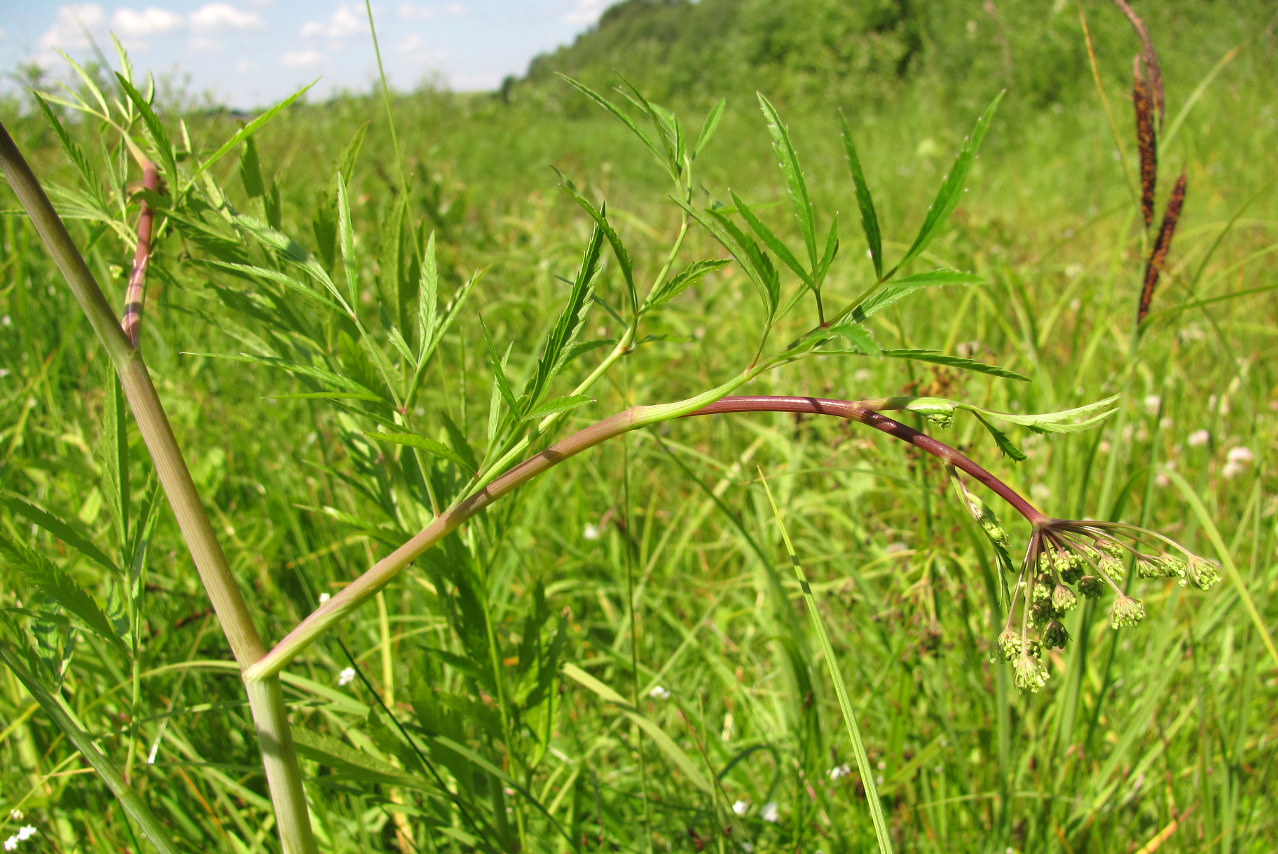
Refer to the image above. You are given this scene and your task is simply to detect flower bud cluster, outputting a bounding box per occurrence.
[991,518,1219,692]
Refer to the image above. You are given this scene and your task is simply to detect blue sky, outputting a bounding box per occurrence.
[0,1,608,109]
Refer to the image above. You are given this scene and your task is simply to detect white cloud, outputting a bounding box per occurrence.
[397,3,466,21]
[39,4,108,53]
[301,3,365,40]
[190,37,225,52]
[395,34,423,54]
[280,50,322,68]
[235,58,257,73]
[113,7,184,37]
[190,3,265,33]
[562,0,606,26]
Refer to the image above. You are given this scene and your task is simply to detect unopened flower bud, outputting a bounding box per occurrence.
[1077,575,1104,599]
[1109,595,1146,628]
[1182,556,1221,591]
[994,629,1021,662]
[1042,619,1070,649]
[1030,601,1056,627]
[1052,584,1078,613]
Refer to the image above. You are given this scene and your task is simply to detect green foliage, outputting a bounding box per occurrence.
[1,3,1276,852]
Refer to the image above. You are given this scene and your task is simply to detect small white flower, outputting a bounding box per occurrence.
[732,800,748,816]
[761,802,779,823]
[15,829,34,843]
[582,524,600,541]
[1144,395,1161,415]
[1187,430,1210,447]
[827,763,851,780]
[4,812,17,822]
[4,836,16,851]
[337,667,356,687]
[648,685,670,700]
[1226,446,1254,464]
[0,315,10,327]
[318,592,331,604]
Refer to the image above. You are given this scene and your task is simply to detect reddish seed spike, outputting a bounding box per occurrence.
[1137,169,1187,325]
[1133,55,1157,229]
[1112,0,1165,129]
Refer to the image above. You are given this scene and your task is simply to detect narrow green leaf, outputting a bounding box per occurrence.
[0,494,118,574]
[364,431,475,473]
[113,73,178,189]
[881,348,1027,381]
[523,394,595,421]
[198,259,341,311]
[184,351,383,396]
[32,95,105,213]
[824,322,879,356]
[1,537,126,654]
[52,50,110,117]
[693,98,726,159]
[972,413,1027,461]
[480,318,517,426]
[968,394,1122,433]
[616,76,683,176]
[417,231,439,358]
[525,224,603,412]
[335,172,360,307]
[191,81,315,181]
[675,198,779,319]
[850,269,982,323]
[559,75,665,169]
[892,91,1003,276]
[840,112,884,279]
[758,93,817,269]
[730,190,807,284]
[645,259,731,310]
[555,174,636,315]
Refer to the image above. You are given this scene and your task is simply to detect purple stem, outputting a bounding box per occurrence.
[693,396,1048,525]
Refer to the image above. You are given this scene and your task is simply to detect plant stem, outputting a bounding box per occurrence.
[0,120,318,854]
[248,392,1045,681]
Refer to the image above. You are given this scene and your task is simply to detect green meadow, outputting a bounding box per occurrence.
[1,1,1276,851]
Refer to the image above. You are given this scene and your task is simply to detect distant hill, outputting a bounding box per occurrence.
[509,0,1270,114]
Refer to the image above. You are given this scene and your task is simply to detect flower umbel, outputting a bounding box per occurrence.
[995,517,1219,692]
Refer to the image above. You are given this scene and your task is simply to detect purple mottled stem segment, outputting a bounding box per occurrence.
[122,162,159,348]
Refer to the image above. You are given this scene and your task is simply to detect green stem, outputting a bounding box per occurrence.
[0,120,317,854]
[248,387,1044,681]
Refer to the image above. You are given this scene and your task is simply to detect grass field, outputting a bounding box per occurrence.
[2,3,1276,852]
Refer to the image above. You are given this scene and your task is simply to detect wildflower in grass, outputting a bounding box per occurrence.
[337,667,356,687]
[760,802,780,823]
[582,523,601,541]
[1222,446,1253,479]
[828,763,852,780]
[732,800,748,816]
[1187,429,1210,447]
[3,825,36,851]
[649,685,670,700]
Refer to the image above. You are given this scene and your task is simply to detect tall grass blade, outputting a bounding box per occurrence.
[0,636,181,854]
[756,471,893,854]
